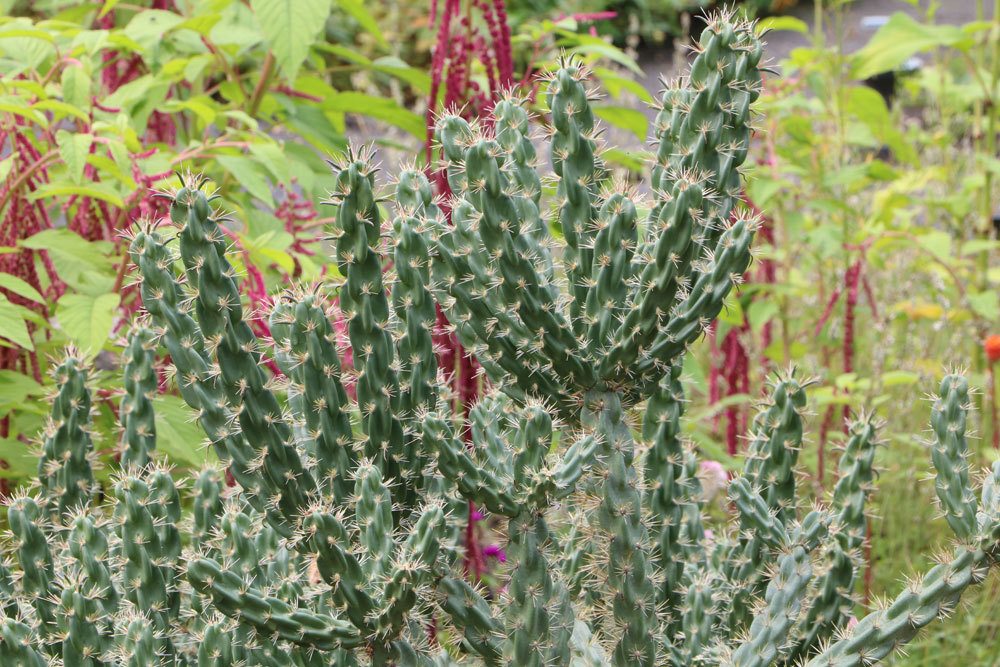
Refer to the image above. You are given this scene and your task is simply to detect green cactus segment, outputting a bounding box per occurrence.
[393,169,440,434]
[461,130,589,387]
[723,374,806,633]
[187,557,362,651]
[172,184,313,530]
[7,496,56,643]
[791,415,879,660]
[600,16,762,386]
[270,292,356,503]
[66,513,119,619]
[493,97,548,248]
[548,64,600,336]
[192,467,225,545]
[129,226,270,517]
[642,363,703,620]
[731,512,828,667]
[356,462,395,584]
[730,478,790,551]
[636,215,757,381]
[373,502,445,640]
[438,577,503,666]
[585,192,638,353]
[38,355,95,518]
[300,506,376,632]
[120,325,158,469]
[930,374,978,541]
[741,375,806,524]
[425,199,561,407]
[0,618,46,667]
[583,391,657,667]
[114,469,180,658]
[325,152,407,489]
[504,512,574,667]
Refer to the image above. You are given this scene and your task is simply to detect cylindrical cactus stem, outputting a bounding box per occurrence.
[730,511,828,667]
[392,169,440,475]
[113,470,180,659]
[642,363,703,622]
[0,559,18,618]
[0,617,46,666]
[171,182,314,530]
[356,461,396,585]
[930,374,978,541]
[722,372,806,633]
[679,571,722,664]
[37,354,95,519]
[270,291,357,504]
[424,199,562,407]
[493,96,548,250]
[59,583,111,666]
[373,502,445,642]
[66,512,118,618]
[584,190,638,353]
[187,557,362,651]
[197,619,236,666]
[740,373,807,524]
[120,325,158,469]
[191,467,224,547]
[128,226,274,522]
[791,415,879,661]
[324,150,408,498]
[581,391,657,667]
[548,62,600,336]
[7,496,56,649]
[459,132,591,393]
[636,213,758,384]
[299,504,376,633]
[117,614,159,667]
[502,511,574,667]
[437,576,503,666]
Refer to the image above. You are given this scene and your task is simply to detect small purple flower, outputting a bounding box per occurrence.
[470,509,485,522]
[483,544,506,563]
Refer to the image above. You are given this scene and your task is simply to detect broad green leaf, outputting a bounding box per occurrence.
[852,13,966,80]
[323,93,425,138]
[0,155,13,183]
[21,229,115,294]
[250,0,331,80]
[968,291,999,321]
[0,273,44,304]
[56,130,93,185]
[0,296,32,350]
[248,143,291,184]
[757,16,808,34]
[592,67,654,103]
[124,9,184,44]
[28,181,123,207]
[153,394,215,467]
[0,370,44,412]
[336,0,388,50]
[881,370,920,388]
[594,105,648,141]
[56,292,120,356]
[217,155,275,207]
[61,64,91,111]
[0,436,41,479]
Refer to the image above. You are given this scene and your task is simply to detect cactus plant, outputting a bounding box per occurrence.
[1,12,999,667]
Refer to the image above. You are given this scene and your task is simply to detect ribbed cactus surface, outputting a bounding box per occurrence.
[2,12,1000,667]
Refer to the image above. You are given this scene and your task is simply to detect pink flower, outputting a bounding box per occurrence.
[847,615,859,630]
[699,460,728,501]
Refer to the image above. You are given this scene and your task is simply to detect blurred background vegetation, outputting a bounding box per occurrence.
[0,0,998,663]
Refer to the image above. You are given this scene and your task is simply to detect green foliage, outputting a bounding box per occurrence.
[0,13,998,667]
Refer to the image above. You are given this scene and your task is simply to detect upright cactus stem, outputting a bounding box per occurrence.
[120,325,158,469]
[2,11,1000,667]
[37,354,95,519]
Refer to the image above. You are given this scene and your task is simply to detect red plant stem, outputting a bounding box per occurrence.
[842,261,861,426]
